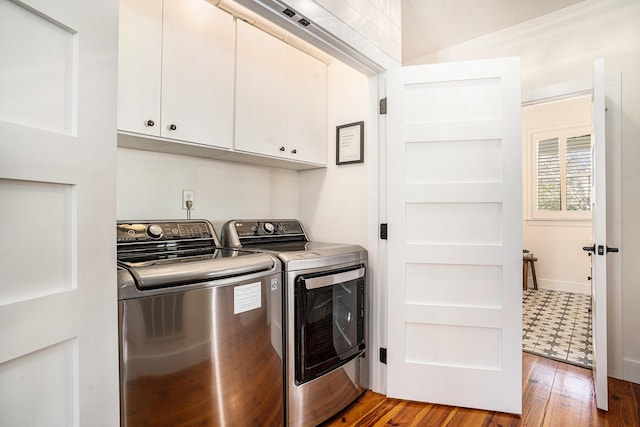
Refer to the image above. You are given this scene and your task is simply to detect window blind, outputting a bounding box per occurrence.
[537,138,561,211]
[566,135,591,211]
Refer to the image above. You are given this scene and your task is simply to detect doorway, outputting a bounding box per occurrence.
[521,95,593,369]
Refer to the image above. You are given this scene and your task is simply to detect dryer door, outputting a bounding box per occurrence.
[294,265,366,384]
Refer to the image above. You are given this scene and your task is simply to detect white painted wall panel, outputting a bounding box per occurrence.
[0,179,74,305]
[406,139,502,184]
[0,0,75,134]
[0,339,77,426]
[406,202,503,245]
[405,323,501,370]
[406,263,502,308]
[404,79,501,123]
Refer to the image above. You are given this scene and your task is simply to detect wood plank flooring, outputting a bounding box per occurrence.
[321,352,640,426]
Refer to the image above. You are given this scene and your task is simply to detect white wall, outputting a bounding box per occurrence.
[117,148,299,230]
[117,59,371,243]
[522,97,592,294]
[298,58,372,248]
[408,0,640,383]
[297,54,376,391]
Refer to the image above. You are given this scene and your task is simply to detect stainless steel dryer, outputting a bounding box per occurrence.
[221,219,368,427]
[117,219,284,426]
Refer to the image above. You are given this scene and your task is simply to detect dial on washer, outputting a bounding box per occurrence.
[262,222,275,234]
[147,224,163,239]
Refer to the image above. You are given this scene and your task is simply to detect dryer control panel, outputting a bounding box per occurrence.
[232,220,304,237]
[221,219,307,248]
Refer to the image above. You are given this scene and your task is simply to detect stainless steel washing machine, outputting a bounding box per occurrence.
[221,219,368,427]
[117,219,284,426]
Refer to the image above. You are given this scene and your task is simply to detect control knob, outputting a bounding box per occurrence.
[262,222,275,234]
[147,224,163,239]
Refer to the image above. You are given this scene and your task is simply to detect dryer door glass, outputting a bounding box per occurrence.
[294,264,365,384]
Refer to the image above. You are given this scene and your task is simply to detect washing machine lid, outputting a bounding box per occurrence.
[117,219,277,292]
[121,251,276,290]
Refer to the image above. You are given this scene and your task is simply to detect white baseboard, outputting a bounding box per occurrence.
[531,278,591,295]
[623,358,640,385]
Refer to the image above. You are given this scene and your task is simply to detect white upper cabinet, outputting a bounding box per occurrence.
[118,1,327,168]
[235,20,327,166]
[161,0,233,146]
[118,0,234,149]
[286,46,327,165]
[235,20,288,158]
[117,0,162,136]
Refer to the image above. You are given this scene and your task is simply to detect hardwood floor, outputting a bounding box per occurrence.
[321,352,640,426]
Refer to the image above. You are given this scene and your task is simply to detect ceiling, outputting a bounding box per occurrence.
[402,0,586,63]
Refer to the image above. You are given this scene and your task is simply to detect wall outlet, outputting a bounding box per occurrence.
[182,190,195,210]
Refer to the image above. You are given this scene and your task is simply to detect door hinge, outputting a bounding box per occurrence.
[379,347,387,364]
[379,98,387,115]
[380,223,388,240]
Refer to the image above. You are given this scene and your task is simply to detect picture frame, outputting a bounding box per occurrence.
[336,121,364,165]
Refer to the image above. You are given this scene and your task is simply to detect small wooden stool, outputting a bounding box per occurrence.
[523,254,538,290]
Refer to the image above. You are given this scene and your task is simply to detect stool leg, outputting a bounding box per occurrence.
[531,261,538,290]
[523,261,528,290]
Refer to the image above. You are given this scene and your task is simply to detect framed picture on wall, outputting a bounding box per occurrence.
[336,121,364,165]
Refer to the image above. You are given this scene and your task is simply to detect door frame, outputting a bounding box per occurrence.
[522,77,623,380]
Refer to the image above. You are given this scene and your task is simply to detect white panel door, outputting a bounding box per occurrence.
[0,0,118,425]
[386,57,523,413]
[590,57,609,411]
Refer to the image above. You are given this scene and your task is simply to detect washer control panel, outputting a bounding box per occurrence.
[117,221,213,243]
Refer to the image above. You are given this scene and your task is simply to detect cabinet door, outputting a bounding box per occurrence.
[161,0,234,148]
[235,20,288,157]
[117,0,162,136]
[286,46,327,164]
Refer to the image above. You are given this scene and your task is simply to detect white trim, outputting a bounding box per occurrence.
[604,72,623,380]
[525,219,591,227]
[623,358,640,385]
[369,72,386,394]
[522,79,592,106]
[523,74,623,382]
[534,278,591,295]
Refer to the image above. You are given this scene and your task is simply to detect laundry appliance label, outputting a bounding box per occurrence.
[234,282,262,314]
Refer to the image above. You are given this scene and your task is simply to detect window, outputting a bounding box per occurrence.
[531,126,592,220]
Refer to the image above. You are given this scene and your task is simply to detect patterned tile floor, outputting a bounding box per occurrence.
[522,289,593,368]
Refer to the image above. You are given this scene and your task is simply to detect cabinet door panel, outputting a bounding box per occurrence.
[235,20,288,157]
[287,47,327,164]
[117,0,162,135]
[161,0,234,148]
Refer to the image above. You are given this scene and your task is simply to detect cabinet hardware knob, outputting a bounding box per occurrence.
[279,146,286,151]
[169,124,177,131]
[145,120,155,127]
[291,149,297,154]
